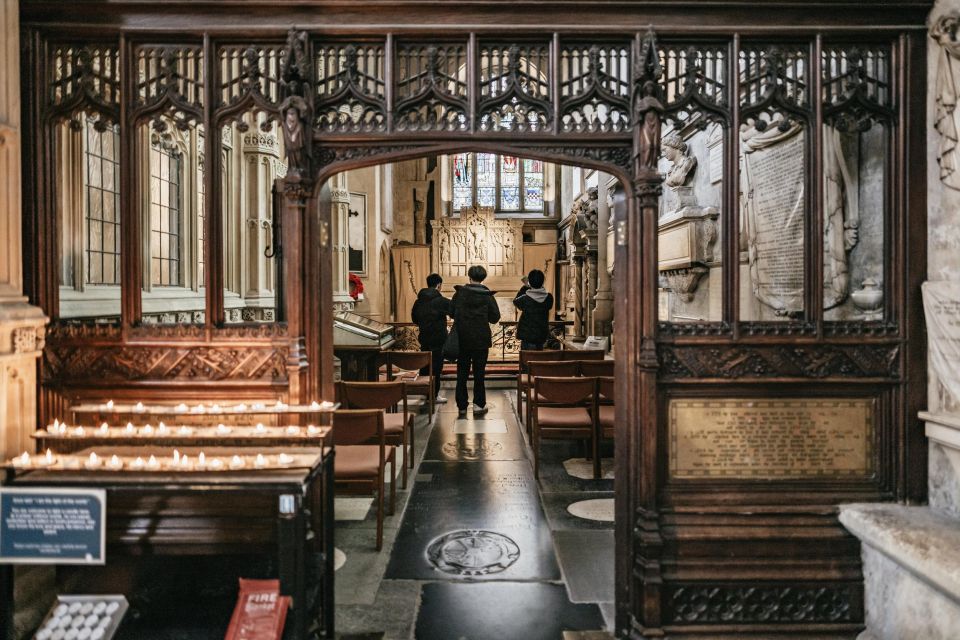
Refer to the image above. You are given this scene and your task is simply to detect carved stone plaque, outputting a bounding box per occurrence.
[669,398,874,479]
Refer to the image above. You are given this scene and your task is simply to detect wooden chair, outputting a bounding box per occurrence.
[524,360,580,430]
[561,349,606,362]
[517,350,562,425]
[578,360,615,377]
[531,376,598,479]
[338,381,414,489]
[594,376,615,479]
[383,351,435,416]
[332,409,396,550]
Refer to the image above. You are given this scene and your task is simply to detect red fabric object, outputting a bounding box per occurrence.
[349,273,364,300]
[224,578,290,640]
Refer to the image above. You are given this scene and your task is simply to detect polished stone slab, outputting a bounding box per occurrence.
[384,460,560,581]
[454,418,508,434]
[415,582,603,640]
[554,529,615,603]
[425,409,527,462]
[541,492,616,531]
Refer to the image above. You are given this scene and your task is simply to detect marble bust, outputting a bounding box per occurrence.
[662,132,698,189]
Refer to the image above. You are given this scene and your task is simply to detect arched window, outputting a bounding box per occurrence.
[452,153,544,213]
[149,139,183,286]
[84,118,121,285]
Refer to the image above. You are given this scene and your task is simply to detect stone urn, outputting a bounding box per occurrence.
[851,278,883,312]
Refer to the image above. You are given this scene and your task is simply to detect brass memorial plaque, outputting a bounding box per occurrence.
[669,398,874,479]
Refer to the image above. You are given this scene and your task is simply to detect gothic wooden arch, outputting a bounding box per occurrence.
[20,4,931,637]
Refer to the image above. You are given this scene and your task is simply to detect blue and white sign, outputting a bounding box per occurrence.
[0,488,106,565]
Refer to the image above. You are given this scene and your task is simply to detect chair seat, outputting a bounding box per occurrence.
[537,406,593,429]
[384,412,410,434]
[335,445,392,479]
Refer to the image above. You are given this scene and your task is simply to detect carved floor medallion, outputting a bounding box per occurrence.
[426,530,520,576]
[441,437,504,460]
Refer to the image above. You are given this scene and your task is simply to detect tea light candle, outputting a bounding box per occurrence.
[307,424,321,435]
[309,401,321,410]
[255,423,266,434]
[320,400,335,410]
[275,400,288,411]
[286,426,300,435]
[124,423,135,435]
[13,452,31,467]
[254,453,267,468]
[179,454,191,469]
[134,402,145,413]
[108,455,123,470]
[235,403,247,412]
[208,458,223,470]
[98,423,109,435]
[85,452,101,469]
[73,426,85,437]
[211,404,222,414]
[130,457,145,470]
[105,400,114,410]
[229,455,245,469]
[175,403,188,413]
[172,449,180,464]
[178,425,193,435]
[278,453,294,466]
[147,455,160,470]
[51,418,61,433]
[142,424,154,436]
[34,449,55,467]
[192,404,206,414]
[197,452,206,468]
[252,402,266,410]
[216,424,231,435]
[158,422,169,435]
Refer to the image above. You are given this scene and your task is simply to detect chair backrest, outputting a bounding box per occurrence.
[527,360,579,378]
[598,376,615,402]
[339,381,406,411]
[578,360,615,377]
[385,351,432,375]
[332,409,384,446]
[533,376,596,404]
[561,349,606,361]
[519,349,561,373]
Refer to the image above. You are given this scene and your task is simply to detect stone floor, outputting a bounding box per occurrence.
[333,385,616,639]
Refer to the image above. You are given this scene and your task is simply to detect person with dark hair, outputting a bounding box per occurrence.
[411,272,451,403]
[514,269,554,351]
[451,265,501,418]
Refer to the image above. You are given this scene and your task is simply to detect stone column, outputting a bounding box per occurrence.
[330,174,354,311]
[240,126,280,322]
[592,175,615,336]
[0,0,46,462]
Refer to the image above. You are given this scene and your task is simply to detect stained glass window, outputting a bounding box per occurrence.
[450,153,545,213]
[84,118,121,285]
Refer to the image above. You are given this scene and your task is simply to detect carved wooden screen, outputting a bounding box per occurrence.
[18,6,929,638]
[430,206,525,282]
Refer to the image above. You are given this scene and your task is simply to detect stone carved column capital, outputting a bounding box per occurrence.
[331,188,351,204]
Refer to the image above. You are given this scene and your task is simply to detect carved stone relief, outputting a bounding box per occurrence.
[430,206,524,284]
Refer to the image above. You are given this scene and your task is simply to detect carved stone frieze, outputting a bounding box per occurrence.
[658,343,900,379]
[665,584,857,624]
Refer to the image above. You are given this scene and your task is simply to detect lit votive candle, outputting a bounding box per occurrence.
[134,402,145,413]
[275,401,288,411]
[208,458,223,470]
[192,404,205,414]
[175,403,188,413]
[230,455,245,469]
[158,422,169,435]
[216,424,231,435]
[13,452,31,468]
[211,404,222,414]
[178,425,193,435]
[197,452,206,468]
[254,453,267,468]
[105,400,114,410]
[130,457,145,470]
[286,426,300,435]
[85,452,101,469]
[320,400,335,410]
[309,401,321,410]
[147,455,161,470]
[125,423,135,435]
[51,418,60,433]
[108,455,123,470]
[255,423,266,434]
[179,454,191,469]
[172,449,180,464]
[307,424,321,436]
[98,423,109,435]
[278,453,294,466]
[34,449,55,467]
[235,403,247,412]
[142,424,154,436]
[252,402,265,410]
[73,426,85,437]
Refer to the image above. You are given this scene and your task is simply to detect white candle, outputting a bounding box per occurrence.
[134,402,145,413]
[208,458,223,470]
[33,449,55,467]
[254,453,267,468]
[98,423,109,435]
[286,426,300,435]
[310,401,321,410]
[108,455,123,470]
[193,404,205,414]
[14,452,30,467]
[172,449,180,464]
[197,452,206,467]
[252,402,265,410]
[211,404,222,414]
[229,455,245,469]
[131,457,145,470]
[158,422,168,435]
[73,426,85,437]
[235,403,247,412]
[175,403,187,413]
[105,400,114,410]
[125,423,135,435]
[85,452,101,469]
[178,425,192,435]
[307,424,321,435]
[278,453,294,465]
[142,424,154,435]
[216,424,231,436]
[52,418,60,432]
[255,423,266,434]
[147,455,160,470]
[275,400,288,411]
[179,454,191,469]
[320,400,335,410]
[58,421,67,434]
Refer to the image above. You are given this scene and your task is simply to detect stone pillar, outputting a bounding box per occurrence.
[0,0,46,462]
[330,175,354,312]
[592,175,615,337]
[240,126,280,322]
[571,251,585,341]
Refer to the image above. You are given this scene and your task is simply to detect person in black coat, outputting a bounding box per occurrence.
[451,265,501,418]
[411,273,451,402]
[514,269,554,351]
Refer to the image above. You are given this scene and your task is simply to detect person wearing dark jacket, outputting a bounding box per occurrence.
[411,273,451,402]
[451,265,501,418]
[514,269,554,351]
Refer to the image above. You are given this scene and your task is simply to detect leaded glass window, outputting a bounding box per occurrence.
[150,142,182,286]
[450,152,545,213]
[84,118,121,285]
